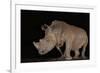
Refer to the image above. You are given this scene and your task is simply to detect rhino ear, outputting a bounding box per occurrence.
[41,24,49,31]
[39,39,42,42]
[44,24,49,28]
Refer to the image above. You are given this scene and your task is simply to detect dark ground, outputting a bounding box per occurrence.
[21,10,90,63]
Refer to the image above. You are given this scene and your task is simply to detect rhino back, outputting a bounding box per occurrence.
[50,20,69,34]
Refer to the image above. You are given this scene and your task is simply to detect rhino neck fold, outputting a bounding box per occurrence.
[45,33,56,51]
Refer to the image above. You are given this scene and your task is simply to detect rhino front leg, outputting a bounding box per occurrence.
[56,47,63,56]
[56,46,65,60]
[64,42,72,60]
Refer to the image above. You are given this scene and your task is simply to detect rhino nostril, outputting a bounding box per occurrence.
[40,50,44,53]
[42,51,44,53]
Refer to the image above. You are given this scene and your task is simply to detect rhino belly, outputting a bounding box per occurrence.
[71,36,85,50]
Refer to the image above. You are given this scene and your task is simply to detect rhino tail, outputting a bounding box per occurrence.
[82,37,88,59]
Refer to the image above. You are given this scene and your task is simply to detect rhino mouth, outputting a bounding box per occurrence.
[33,41,48,55]
[39,50,47,55]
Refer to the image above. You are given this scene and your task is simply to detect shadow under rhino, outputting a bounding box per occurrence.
[21,42,89,63]
[21,43,89,63]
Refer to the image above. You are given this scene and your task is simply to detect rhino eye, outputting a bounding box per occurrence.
[46,39,49,41]
[41,50,45,53]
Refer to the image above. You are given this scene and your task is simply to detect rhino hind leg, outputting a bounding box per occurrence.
[81,47,87,59]
[73,50,80,59]
[81,39,88,59]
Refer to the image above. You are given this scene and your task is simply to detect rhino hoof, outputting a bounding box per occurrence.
[82,56,87,59]
[73,57,80,60]
[65,57,72,60]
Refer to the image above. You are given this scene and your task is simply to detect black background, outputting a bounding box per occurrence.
[21,10,90,63]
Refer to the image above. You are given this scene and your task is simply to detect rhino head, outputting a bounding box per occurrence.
[33,23,57,55]
[33,39,50,55]
[33,33,56,55]
[33,38,56,55]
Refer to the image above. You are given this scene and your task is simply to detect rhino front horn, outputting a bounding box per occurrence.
[33,42,39,49]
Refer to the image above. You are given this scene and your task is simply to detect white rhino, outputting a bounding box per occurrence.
[33,20,88,60]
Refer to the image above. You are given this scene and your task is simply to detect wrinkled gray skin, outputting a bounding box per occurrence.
[33,20,88,60]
